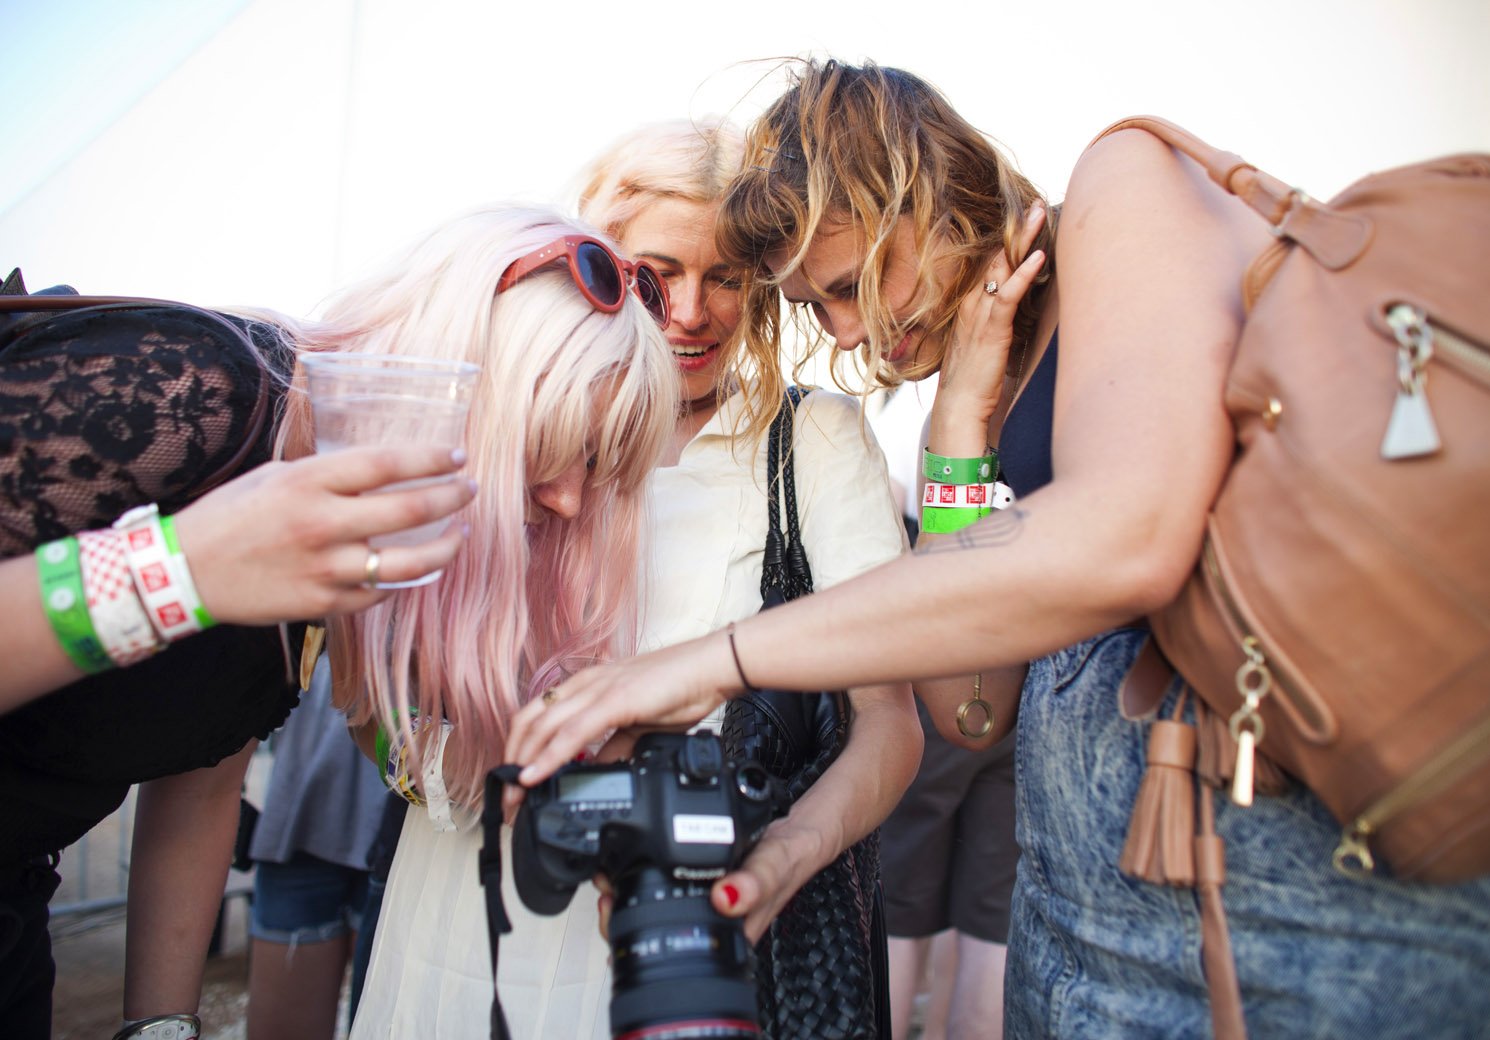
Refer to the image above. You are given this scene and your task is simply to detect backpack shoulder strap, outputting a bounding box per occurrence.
[1086,115,1370,270]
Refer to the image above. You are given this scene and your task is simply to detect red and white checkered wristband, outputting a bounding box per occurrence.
[113,504,214,643]
[77,528,165,667]
[922,480,1016,510]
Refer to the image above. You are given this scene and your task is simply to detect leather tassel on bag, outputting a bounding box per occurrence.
[1119,694,1198,886]
[1195,790,1248,1040]
[1119,638,1250,1038]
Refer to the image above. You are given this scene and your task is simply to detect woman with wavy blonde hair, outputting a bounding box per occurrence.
[300,204,681,1039]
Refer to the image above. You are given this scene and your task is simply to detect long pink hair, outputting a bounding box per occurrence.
[271,205,677,805]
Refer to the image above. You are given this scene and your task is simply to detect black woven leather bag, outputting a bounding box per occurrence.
[720,388,891,1040]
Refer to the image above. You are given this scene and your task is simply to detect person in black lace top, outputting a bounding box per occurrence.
[0,272,475,1038]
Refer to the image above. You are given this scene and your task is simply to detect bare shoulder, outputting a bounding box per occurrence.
[1058,127,1268,322]
[1063,127,1267,263]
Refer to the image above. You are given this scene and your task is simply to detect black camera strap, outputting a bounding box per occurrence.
[480,767,522,1040]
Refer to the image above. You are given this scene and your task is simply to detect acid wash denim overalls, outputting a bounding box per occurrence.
[998,340,1490,1039]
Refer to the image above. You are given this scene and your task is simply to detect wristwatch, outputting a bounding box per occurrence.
[110,1014,201,1040]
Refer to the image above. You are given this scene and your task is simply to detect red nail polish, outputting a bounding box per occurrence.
[574,750,589,763]
[721,884,740,909]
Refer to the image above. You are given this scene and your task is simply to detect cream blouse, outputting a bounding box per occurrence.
[639,386,909,657]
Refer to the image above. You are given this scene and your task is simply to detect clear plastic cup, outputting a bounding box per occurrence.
[301,351,479,588]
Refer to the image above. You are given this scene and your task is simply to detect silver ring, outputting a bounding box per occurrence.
[362,548,382,589]
[983,280,999,297]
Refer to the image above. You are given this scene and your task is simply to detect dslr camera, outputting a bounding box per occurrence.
[501,731,784,1039]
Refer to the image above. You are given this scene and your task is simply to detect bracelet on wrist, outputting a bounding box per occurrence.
[112,1013,201,1040]
[922,446,998,485]
[725,622,759,693]
[921,481,1015,511]
[919,504,993,534]
[36,537,114,674]
[374,706,419,783]
[382,711,450,807]
[113,504,215,643]
[77,528,166,667]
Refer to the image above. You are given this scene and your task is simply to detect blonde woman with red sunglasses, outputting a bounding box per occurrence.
[579,118,920,1037]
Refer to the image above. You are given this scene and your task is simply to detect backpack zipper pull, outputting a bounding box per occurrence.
[1381,304,1442,460]
[1228,636,1272,807]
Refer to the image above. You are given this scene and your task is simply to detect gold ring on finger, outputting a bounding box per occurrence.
[362,548,382,589]
[542,687,560,706]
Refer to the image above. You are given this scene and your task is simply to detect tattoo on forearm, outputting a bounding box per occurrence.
[915,506,1028,555]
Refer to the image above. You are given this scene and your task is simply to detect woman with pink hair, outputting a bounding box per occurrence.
[337,204,678,1039]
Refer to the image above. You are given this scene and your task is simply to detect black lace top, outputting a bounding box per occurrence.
[0,296,303,859]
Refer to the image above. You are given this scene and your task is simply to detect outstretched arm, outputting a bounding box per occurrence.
[1,444,474,714]
[123,743,255,1020]
[505,128,1266,789]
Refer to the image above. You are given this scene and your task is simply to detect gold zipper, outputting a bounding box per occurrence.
[1202,537,1331,739]
[1332,708,1490,878]
[1202,540,1292,807]
[1430,315,1490,381]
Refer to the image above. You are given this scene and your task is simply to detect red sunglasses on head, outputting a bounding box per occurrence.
[497,235,670,326]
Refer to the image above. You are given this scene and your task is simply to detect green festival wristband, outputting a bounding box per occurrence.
[920,504,992,534]
[922,446,998,485]
[374,708,421,775]
[35,537,114,674]
[374,725,392,771]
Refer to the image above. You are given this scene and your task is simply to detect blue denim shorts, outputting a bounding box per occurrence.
[1005,626,1490,1039]
[250,852,370,946]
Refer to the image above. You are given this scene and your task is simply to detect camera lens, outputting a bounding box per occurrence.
[607,868,760,1039]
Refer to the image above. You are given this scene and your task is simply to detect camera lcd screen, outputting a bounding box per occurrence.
[558,772,633,804]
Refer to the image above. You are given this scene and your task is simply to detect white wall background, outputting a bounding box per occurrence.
[2,0,1487,318]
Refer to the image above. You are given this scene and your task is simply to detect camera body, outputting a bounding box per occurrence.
[508,731,785,1039]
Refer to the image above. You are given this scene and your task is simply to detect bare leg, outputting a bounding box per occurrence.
[246,933,352,1040]
[947,934,1006,1040]
[920,930,958,1040]
[887,935,932,1040]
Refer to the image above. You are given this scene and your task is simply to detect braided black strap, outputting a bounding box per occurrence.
[721,388,889,1039]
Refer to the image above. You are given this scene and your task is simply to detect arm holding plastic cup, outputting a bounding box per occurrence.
[2,442,474,714]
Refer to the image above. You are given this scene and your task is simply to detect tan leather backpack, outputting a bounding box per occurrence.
[1096,117,1490,888]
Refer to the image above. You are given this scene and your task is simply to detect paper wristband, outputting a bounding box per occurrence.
[35,538,114,674]
[383,712,443,807]
[922,447,998,485]
[375,707,422,773]
[113,505,212,642]
[420,721,457,832]
[920,504,991,534]
[78,528,164,667]
[922,481,1016,510]
[159,515,216,629]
